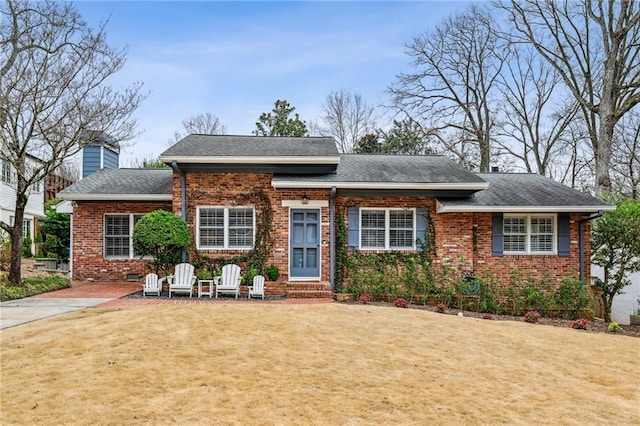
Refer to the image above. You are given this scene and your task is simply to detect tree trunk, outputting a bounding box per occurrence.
[595,115,615,197]
[8,209,24,286]
[602,293,613,323]
[8,188,29,286]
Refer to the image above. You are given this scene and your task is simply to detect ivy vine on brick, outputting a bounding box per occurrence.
[187,188,274,276]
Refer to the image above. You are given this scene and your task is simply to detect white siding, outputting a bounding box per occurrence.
[592,265,640,325]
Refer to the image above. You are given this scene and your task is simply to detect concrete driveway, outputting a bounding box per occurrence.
[0,281,141,329]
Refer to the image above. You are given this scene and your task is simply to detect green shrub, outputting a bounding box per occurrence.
[40,198,71,262]
[554,277,591,319]
[0,276,70,301]
[243,266,259,285]
[132,210,190,276]
[21,235,33,257]
[264,264,280,281]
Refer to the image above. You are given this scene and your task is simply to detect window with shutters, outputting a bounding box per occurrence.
[360,208,415,250]
[503,214,556,254]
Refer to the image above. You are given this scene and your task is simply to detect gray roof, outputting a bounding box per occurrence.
[159,134,339,159]
[272,154,486,186]
[437,173,614,212]
[58,168,173,200]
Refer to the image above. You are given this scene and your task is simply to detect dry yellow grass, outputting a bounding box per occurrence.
[1,303,639,425]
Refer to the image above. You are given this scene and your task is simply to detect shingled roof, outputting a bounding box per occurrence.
[272,154,487,190]
[58,168,173,201]
[436,173,614,213]
[159,135,339,161]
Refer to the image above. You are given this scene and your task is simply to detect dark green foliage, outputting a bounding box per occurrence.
[554,277,592,319]
[264,264,280,281]
[21,235,33,257]
[243,266,259,285]
[591,198,640,322]
[0,276,70,301]
[377,119,436,155]
[353,133,382,153]
[333,211,348,291]
[40,199,71,262]
[132,210,190,275]
[254,99,308,137]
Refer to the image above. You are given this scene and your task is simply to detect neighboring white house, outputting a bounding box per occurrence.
[592,265,640,325]
[0,157,45,255]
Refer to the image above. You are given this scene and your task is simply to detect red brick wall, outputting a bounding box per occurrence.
[71,201,172,281]
[177,172,332,282]
[336,196,589,287]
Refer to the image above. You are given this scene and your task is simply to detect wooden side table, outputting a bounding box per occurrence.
[198,280,214,298]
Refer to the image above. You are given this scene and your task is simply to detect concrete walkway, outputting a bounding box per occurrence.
[0,281,141,330]
[1,281,334,329]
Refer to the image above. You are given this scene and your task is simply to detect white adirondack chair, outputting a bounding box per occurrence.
[214,264,242,299]
[248,275,266,300]
[143,273,161,297]
[168,263,196,298]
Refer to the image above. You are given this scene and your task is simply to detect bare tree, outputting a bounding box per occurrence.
[495,44,579,176]
[390,5,508,171]
[315,90,376,153]
[611,109,640,199]
[498,0,640,196]
[171,112,226,145]
[0,0,146,285]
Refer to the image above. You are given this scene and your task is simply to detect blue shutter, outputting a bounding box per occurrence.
[492,213,504,257]
[347,207,359,249]
[416,208,428,252]
[558,213,570,257]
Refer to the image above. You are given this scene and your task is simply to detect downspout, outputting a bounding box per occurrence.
[172,160,187,262]
[579,211,604,283]
[329,186,336,291]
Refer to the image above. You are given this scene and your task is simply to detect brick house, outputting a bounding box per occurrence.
[58,135,613,296]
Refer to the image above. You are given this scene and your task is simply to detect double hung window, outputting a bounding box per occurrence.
[197,207,254,249]
[360,208,415,250]
[503,215,555,254]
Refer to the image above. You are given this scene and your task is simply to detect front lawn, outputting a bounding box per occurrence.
[1,303,637,425]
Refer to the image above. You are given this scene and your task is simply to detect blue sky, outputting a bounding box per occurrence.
[74,1,473,165]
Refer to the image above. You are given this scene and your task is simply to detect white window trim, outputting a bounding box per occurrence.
[104,213,145,259]
[2,161,12,184]
[359,207,416,250]
[196,206,255,250]
[503,213,557,255]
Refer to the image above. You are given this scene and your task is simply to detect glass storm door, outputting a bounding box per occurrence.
[290,209,320,278]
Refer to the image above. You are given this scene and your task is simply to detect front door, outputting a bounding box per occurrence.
[290,209,320,278]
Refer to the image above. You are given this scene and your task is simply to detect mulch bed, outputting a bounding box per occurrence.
[351,300,640,338]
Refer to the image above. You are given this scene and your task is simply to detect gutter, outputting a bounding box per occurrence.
[172,161,187,262]
[329,186,336,291]
[579,211,605,283]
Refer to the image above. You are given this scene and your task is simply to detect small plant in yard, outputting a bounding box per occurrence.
[358,293,373,304]
[524,310,541,324]
[394,298,409,308]
[571,318,589,330]
[436,303,447,313]
[264,264,280,281]
[607,322,623,333]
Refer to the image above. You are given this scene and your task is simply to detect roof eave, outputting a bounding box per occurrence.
[58,194,173,202]
[159,155,340,165]
[272,181,489,190]
[436,201,616,213]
